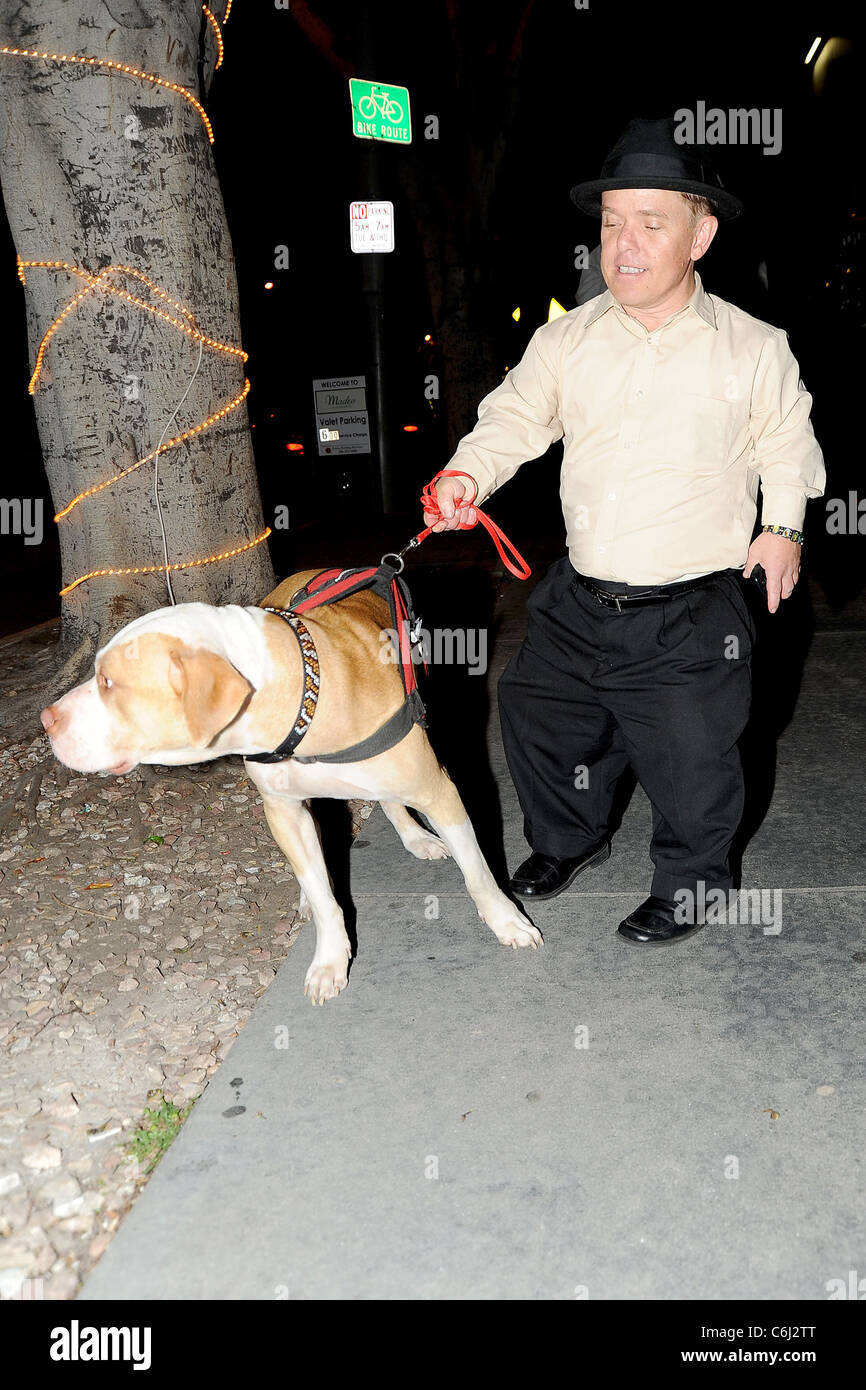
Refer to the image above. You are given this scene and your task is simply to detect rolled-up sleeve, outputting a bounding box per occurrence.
[448,325,565,505]
[749,331,825,530]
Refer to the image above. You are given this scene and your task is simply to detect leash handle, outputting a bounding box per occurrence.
[414,469,531,580]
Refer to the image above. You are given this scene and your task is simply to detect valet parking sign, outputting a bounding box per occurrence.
[313,376,371,457]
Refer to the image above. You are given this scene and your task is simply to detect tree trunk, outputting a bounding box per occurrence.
[0,0,273,700]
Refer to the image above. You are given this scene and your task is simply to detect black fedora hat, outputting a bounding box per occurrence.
[570,116,744,220]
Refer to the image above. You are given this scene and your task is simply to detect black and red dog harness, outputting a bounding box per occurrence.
[245,556,427,766]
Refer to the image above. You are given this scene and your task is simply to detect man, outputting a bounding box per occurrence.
[424,117,825,945]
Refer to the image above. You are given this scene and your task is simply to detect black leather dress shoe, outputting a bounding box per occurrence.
[617,895,704,945]
[510,842,611,900]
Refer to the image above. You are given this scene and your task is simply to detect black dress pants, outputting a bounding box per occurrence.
[498,557,755,900]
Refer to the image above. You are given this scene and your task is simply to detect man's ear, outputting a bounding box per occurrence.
[167,647,254,747]
[691,214,719,261]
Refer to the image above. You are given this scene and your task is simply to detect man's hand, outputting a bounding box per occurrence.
[744,531,802,614]
[422,475,478,532]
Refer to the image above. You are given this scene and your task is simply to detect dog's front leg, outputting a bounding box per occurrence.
[256,790,352,1004]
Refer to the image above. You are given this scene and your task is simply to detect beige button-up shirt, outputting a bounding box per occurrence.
[448,272,826,584]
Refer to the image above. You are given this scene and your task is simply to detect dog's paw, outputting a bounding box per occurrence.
[483,903,543,950]
[402,827,451,861]
[304,953,350,1005]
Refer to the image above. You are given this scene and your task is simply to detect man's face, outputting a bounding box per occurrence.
[599,188,717,311]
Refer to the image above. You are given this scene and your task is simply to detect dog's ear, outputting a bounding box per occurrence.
[167,647,253,747]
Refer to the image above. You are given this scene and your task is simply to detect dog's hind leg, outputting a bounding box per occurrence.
[407,755,543,951]
[380,800,451,861]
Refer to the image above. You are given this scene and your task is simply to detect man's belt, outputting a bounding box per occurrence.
[572,567,729,611]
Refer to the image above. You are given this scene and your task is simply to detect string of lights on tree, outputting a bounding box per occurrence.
[1,3,272,597]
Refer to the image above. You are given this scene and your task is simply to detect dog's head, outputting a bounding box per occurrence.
[41,605,259,775]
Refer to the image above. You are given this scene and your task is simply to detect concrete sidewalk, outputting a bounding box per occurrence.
[79,578,866,1301]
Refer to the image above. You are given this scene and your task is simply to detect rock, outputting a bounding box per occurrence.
[0,1237,32,1268]
[89,1231,113,1260]
[21,1143,61,1171]
[81,995,107,1014]
[37,1172,82,1212]
[0,1268,28,1299]
[117,977,139,992]
[54,1196,85,1218]
[65,1158,93,1176]
[13,1095,42,1118]
[55,1212,93,1233]
[0,1192,31,1236]
[43,1094,79,1119]
[0,1171,21,1196]
[166,935,188,951]
[32,1240,57,1275]
[43,1268,80,1300]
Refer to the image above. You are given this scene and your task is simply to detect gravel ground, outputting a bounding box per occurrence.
[0,622,370,1300]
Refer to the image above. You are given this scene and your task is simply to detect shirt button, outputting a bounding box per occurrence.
[647,337,655,346]
[636,389,644,398]
[607,492,616,500]
[598,546,606,553]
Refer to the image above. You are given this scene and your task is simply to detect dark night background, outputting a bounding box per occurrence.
[0,4,862,635]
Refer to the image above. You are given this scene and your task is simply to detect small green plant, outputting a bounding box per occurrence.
[126,1097,195,1173]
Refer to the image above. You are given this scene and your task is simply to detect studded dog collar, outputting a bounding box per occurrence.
[245,607,321,763]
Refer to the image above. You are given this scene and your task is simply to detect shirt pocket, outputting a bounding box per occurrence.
[665,394,735,473]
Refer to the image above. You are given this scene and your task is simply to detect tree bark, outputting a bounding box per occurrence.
[0,0,273,698]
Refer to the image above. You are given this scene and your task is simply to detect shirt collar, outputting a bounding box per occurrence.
[584,270,718,331]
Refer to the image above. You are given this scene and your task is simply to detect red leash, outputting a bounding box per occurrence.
[408,469,531,580]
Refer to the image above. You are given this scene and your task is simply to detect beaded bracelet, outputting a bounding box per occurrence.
[763,524,804,545]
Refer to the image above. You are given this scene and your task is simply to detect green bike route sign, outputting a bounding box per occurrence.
[349,77,412,144]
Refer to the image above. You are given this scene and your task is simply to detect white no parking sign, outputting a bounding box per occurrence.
[349,201,395,253]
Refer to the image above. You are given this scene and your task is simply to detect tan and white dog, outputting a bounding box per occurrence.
[41,573,541,1003]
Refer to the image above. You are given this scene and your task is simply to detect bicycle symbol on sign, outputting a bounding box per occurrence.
[358,88,404,124]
